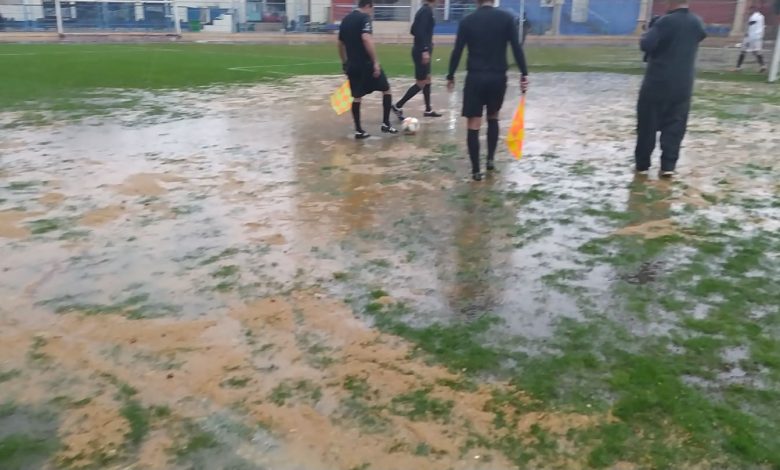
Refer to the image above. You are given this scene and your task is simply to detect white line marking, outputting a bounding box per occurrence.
[0,53,36,56]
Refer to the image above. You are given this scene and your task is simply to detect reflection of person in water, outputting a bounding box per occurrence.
[625,173,673,232]
[447,185,497,319]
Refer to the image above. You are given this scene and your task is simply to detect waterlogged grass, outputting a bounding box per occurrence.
[269,380,322,406]
[0,434,59,470]
[2,42,774,120]
[0,404,60,470]
[120,400,150,446]
[27,217,71,235]
[390,388,454,423]
[356,212,780,468]
[42,292,180,319]
[174,424,220,458]
[0,369,21,383]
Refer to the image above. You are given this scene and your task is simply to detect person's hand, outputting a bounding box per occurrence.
[520,75,529,94]
[373,62,381,78]
[422,51,431,65]
[342,63,348,76]
[447,79,455,92]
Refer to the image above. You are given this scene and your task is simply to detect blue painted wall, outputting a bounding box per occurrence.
[435,0,641,36]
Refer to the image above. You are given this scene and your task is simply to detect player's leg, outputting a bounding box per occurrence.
[377,70,399,134]
[754,52,767,72]
[462,74,485,181]
[351,98,370,139]
[468,117,483,180]
[394,82,422,118]
[348,69,370,139]
[393,49,424,119]
[421,50,441,118]
[634,89,659,173]
[735,42,749,71]
[423,75,442,117]
[736,52,746,70]
[485,74,507,171]
[658,97,690,177]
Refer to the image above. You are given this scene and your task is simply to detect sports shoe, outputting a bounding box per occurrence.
[391,105,405,121]
[381,124,399,134]
[472,172,483,182]
[486,160,495,171]
[635,169,649,175]
[660,170,675,178]
[760,66,767,73]
[355,131,371,140]
[424,110,443,118]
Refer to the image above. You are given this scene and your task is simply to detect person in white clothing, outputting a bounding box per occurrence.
[735,6,766,72]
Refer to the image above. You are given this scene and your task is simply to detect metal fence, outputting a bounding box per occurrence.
[1,0,775,36]
[0,0,178,32]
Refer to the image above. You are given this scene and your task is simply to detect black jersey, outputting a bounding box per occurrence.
[339,10,374,66]
[411,3,435,53]
[447,5,528,79]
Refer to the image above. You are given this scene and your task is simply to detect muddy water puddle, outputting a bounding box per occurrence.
[1,73,778,469]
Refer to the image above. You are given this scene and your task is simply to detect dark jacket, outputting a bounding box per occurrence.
[640,7,706,100]
[411,4,435,53]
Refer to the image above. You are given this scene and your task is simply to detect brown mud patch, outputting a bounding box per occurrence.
[615,218,678,239]
[0,210,33,238]
[58,399,130,467]
[114,173,186,197]
[79,205,127,227]
[0,292,611,469]
[39,192,66,207]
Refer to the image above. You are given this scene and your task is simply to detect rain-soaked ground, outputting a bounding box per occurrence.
[1,73,779,469]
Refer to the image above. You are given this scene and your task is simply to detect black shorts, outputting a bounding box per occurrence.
[347,62,390,99]
[412,48,431,81]
[462,72,507,118]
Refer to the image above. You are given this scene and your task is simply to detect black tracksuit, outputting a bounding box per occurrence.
[447,5,528,118]
[411,4,435,80]
[635,7,706,172]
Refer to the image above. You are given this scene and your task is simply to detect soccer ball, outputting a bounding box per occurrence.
[402,117,420,135]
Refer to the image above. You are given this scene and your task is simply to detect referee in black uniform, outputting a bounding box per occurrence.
[392,0,442,119]
[447,0,529,181]
[338,0,399,139]
[635,0,705,177]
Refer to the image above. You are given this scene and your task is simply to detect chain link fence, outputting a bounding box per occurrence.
[1,0,776,37]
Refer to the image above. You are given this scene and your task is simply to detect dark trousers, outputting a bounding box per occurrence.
[635,89,691,172]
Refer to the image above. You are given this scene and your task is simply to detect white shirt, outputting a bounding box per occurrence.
[746,11,765,40]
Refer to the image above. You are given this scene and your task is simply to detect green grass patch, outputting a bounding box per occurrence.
[390,388,454,423]
[6,181,41,191]
[220,376,251,389]
[337,396,390,434]
[27,336,50,362]
[269,380,322,406]
[0,43,775,115]
[0,434,59,470]
[45,292,180,319]
[0,369,21,383]
[174,426,219,458]
[211,265,239,278]
[200,248,240,265]
[27,218,69,235]
[120,400,150,446]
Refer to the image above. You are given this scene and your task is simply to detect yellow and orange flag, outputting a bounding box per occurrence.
[506,94,526,160]
[330,80,353,115]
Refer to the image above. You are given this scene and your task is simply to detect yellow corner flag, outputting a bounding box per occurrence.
[330,80,353,115]
[506,94,526,160]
